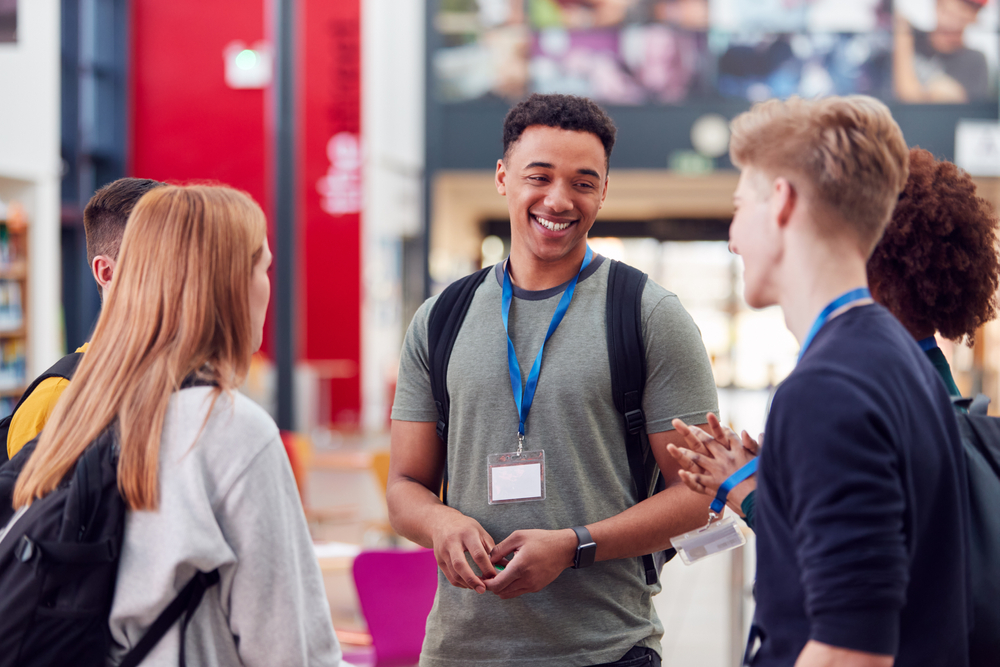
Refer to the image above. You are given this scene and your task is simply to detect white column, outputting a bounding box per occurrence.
[360,0,425,432]
[0,0,63,375]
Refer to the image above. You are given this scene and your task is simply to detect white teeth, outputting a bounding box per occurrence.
[535,215,571,232]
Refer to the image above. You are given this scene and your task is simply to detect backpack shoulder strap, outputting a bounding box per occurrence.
[606,260,648,431]
[118,568,221,667]
[427,266,493,505]
[0,352,84,464]
[12,351,84,416]
[606,260,663,585]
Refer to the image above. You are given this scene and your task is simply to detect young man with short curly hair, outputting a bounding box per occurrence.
[388,94,719,666]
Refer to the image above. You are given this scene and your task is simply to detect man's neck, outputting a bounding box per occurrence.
[506,243,588,291]
[779,241,871,345]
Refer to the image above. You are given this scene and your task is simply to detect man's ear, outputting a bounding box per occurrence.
[599,174,609,209]
[771,177,797,230]
[92,255,116,291]
[495,159,508,196]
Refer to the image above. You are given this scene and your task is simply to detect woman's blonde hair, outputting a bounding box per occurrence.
[730,95,909,253]
[14,185,267,510]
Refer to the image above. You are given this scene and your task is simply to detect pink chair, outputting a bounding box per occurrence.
[344,549,438,667]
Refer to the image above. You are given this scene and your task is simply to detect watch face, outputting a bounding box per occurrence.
[576,542,597,569]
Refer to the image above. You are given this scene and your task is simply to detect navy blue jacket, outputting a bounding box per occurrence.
[750,304,969,666]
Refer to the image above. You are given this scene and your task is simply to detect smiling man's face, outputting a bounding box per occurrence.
[496,125,609,268]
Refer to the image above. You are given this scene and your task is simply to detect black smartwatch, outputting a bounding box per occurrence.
[571,526,597,569]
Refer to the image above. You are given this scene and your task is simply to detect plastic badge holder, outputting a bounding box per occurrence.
[487,450,545,505]
[669,515,746,565]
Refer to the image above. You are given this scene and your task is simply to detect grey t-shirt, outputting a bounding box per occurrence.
[392,256,719,667]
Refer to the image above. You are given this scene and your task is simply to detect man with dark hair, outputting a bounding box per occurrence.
[501,93,617,166]
[5,177,163,459]
[83,177,164,300]
[387,93,719,666]
[895,0,992,102]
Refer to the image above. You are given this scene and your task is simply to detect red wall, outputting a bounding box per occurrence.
[130,1,269,211]
[130,0,362,426]
[300,0,362,425]
[129,0,271,355]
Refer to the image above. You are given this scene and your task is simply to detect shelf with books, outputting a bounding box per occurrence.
[0,204,29,416]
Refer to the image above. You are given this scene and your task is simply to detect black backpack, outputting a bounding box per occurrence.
[0,352,84,465]
[428,260,673,585]
[951,395,1000,667]
[0,382,219,667]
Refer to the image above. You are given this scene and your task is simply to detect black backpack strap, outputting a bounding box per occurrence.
[427,266,493,505]
[606,260,663,585]
[180,374,218,390]
[16,352,85,417]
[0,352,84,464]
[119,568,221,667]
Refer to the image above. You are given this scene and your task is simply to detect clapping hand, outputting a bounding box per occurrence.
[667,413,759,516]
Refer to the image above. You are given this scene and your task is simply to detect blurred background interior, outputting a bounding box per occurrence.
[1,0,998,664]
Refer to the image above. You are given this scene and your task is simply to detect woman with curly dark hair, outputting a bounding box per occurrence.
[668,147,1000,530]
[867,146,1000,396]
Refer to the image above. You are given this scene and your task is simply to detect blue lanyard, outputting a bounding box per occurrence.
[917,336,938,352]
[704,288,871,518]
[502,246,594,442]
[710,458,758,515]
[797,287,871,363]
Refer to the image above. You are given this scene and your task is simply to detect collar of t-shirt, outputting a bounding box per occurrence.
[494,254,606,301]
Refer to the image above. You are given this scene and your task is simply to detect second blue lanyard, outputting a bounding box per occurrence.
[502,245,594,439]
[797,287,872,363]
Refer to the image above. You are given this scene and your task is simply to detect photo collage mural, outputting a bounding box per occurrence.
[434,0,999,105]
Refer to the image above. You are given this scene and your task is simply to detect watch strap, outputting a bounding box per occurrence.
[571,525,596,569]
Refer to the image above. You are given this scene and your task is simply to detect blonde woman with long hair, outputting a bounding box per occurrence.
[12,185,343,666]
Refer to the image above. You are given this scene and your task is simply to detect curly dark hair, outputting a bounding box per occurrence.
[867,147,1000,345]
[502,93,617,168]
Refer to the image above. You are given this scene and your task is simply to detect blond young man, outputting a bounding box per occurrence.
[710,96,969,667]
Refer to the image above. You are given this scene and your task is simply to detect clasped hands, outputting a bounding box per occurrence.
[668,412,760,516]
[431,412,759,600]
[431,515,577,600]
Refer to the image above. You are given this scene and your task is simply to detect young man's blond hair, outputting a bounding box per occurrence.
[695,95,971,667]
[729,95,909,254]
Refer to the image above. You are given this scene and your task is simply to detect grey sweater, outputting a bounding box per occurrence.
[107,387,343,667]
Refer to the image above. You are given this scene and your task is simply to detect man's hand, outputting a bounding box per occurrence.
[430,512,498,594]
[388,421,499,593]
[483,528,577,599]
[667,413,759,515]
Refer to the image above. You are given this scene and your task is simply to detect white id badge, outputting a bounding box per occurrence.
[487,450,545,504]
[669,515,747,565]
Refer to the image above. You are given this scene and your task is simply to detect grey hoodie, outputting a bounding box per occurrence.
[107,387,343,667]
